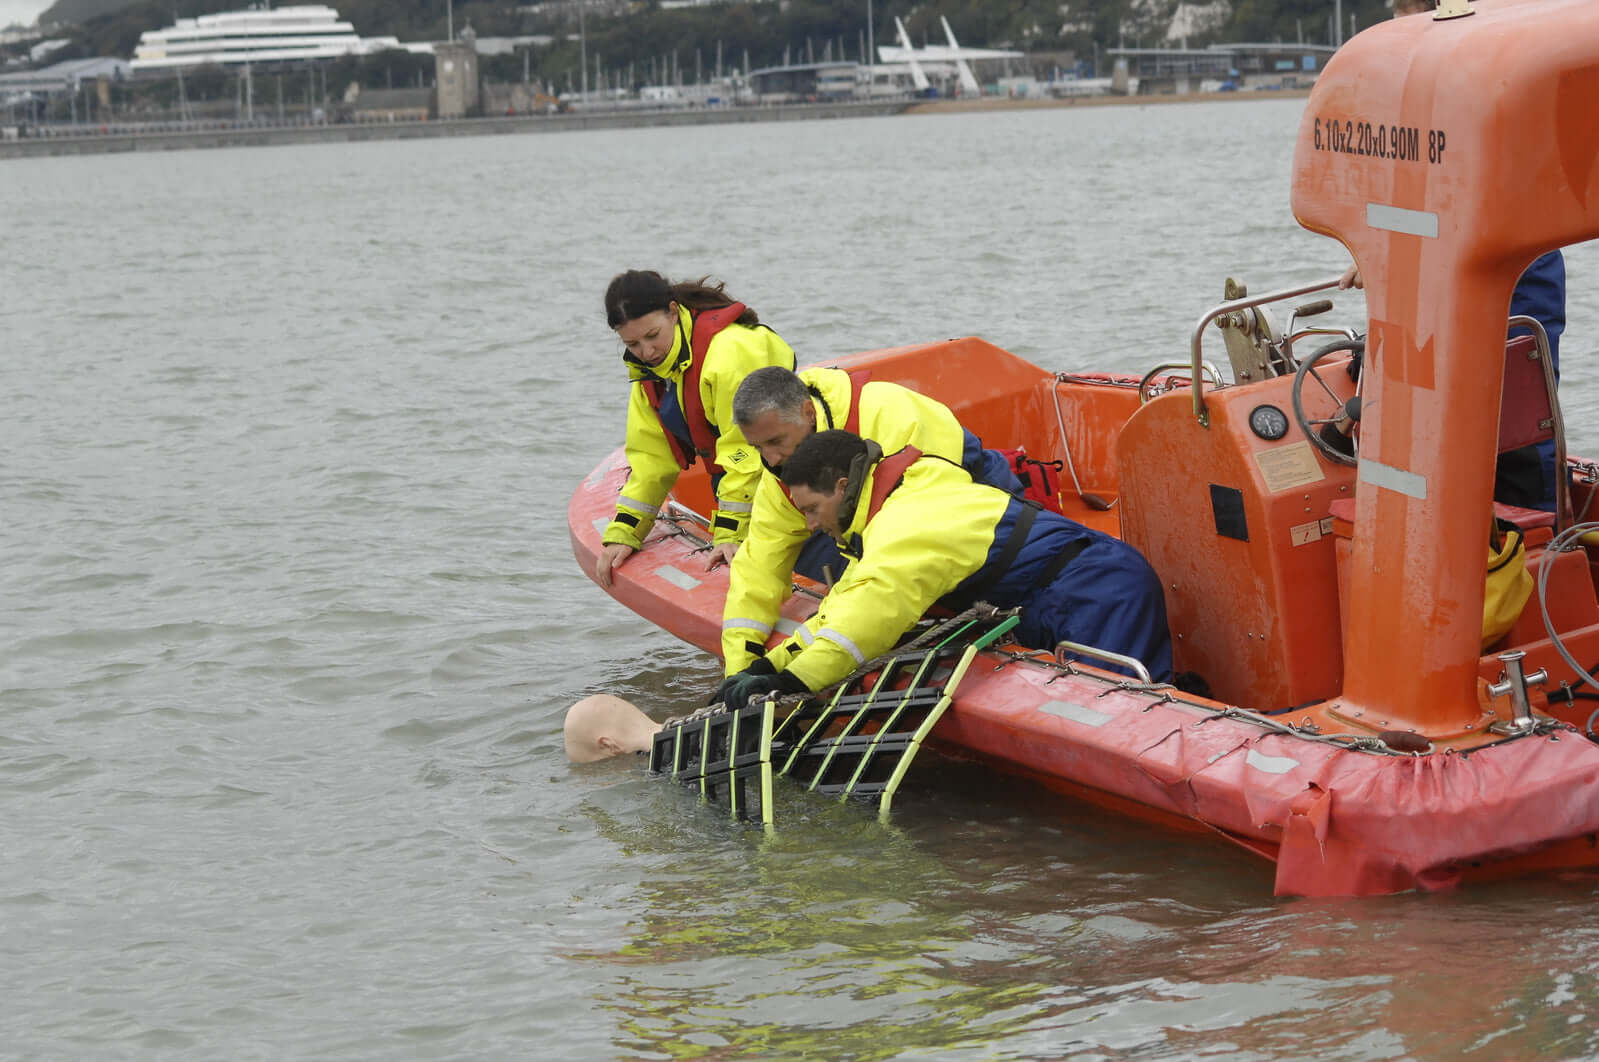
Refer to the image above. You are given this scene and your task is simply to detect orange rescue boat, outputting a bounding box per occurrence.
[571,0,1599,896]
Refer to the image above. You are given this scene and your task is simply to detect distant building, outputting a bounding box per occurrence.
[30,38,71,63]
[747,62,858,103]
[1105,47,1232,93]
[129,5,419,73]
[0,56,129,96]
[1106,43,1334,94]
[464,35,553,57]
[434,38,478,118]
[1222,43,1337,85]
[658,0,775,8]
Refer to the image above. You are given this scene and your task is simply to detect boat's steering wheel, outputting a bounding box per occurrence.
[1290,339,1365,467]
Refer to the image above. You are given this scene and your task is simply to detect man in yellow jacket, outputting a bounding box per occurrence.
[718,365,1020,673]
[712,430,1172,707]
[597,272,796,588]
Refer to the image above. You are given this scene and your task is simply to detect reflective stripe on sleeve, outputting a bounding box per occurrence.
[793,626,815,647]
[716,499,754,514]
[723,617,773,636]
[618,495,661,516]
[816,627,866,664]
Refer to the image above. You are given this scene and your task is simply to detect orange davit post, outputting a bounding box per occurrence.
[1292,0,1599,737]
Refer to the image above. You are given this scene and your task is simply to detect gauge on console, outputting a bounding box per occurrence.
[1248,403,1290,441]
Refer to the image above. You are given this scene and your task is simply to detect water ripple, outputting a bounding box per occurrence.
[2,103,1598,1060]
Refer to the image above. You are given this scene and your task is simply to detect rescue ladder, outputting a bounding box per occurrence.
[647,610,1020,824]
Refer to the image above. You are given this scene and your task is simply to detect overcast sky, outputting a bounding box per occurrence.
[3,0,56,31]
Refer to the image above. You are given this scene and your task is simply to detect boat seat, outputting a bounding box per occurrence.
[1324,327,1565,535]
[1493,502,1555,532]
[1497,328,1569,528]
[1329,330,1566,538]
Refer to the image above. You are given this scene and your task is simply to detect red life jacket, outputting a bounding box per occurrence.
[995,446,1066,513]
[639,302,746,474]
[864,446,923,522]
[840,368,871,435]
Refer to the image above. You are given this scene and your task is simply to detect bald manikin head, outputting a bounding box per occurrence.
[563,694,663,762]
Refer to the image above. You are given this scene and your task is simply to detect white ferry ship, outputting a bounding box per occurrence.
[130,5,410,71]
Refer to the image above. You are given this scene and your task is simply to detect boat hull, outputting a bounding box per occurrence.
[570,339,1599,896]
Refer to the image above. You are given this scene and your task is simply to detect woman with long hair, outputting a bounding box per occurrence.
[595,270,796,588]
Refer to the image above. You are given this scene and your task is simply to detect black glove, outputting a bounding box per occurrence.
[708,656,773,706]
[711,659,810,709]
[728,668,810,709]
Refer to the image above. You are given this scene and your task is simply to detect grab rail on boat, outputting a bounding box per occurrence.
[1188,275,1345,427]
[1054,639,1153,683]
[664,499,711,529]
[1138,361,1225,404]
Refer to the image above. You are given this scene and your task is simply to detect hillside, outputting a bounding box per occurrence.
[38,0,136,27]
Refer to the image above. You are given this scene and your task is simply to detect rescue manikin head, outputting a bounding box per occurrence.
[563,694,662,762]
[733,366,818,468]
[605,270,679,367]
[781,429,877,540]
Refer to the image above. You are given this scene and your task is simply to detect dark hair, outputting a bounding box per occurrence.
[733,366,811,427]
[781,429,866,494]
[604,270,760,329]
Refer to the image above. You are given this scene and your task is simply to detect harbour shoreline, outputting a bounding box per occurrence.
[0,88,1310,161]
[904,88,1310,114]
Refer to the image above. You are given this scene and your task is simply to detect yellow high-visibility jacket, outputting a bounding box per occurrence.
[604,304,795,551]
[719,367,968,672]
[763,454,1007,692]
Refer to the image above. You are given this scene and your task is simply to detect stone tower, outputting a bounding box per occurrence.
[434,32,479,119]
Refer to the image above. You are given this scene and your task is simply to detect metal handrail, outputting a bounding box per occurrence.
[1055,639,1153,683]
[664,499,711,529]
[1188,275,1345,426]
[1280,324,1363,369]
[1139,360,1225,404]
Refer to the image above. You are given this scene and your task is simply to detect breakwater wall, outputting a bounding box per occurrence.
[0,89,1312,161]
[0,99,910,161]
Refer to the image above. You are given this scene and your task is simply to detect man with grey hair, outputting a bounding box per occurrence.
[716,364,1019,681]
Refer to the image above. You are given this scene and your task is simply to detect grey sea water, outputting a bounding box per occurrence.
[5,99,1599,1059]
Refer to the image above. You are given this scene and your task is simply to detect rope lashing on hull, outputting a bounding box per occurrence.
[972,643,1567,757]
